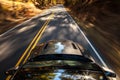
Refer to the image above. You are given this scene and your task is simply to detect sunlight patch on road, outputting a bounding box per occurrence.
[63,18,69,23]
[40,16,54,21]
[69,23,79,32]
[40,17,50,21]
[50,8,64,13]
[56,15,66,18]
[17,24,36,33]
[46,26,56,33]
[61,24,67,27]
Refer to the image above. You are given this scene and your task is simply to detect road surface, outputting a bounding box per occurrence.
[0,9,53,79]
[0,5,115,80]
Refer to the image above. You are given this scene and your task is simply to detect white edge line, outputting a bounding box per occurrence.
[78,28,108,67]
[0,11,51,37]
[63,6,108,67]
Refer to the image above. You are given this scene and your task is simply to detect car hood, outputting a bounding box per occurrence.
[33,40,83,56]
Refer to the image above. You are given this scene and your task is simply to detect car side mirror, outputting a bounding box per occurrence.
[5,66,19,75]
[105,71,116,77]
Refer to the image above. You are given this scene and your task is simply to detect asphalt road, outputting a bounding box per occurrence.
[39,5,108,67]
[0,5,115,80]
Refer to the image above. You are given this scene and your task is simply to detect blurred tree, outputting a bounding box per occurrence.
[22,0,29,3]
[12,0,15,9]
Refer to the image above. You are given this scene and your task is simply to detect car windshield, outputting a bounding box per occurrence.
[12,60,108,80]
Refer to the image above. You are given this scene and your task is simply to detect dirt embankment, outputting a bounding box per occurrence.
[66,0,120,77]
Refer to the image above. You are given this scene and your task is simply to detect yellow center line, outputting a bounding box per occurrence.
[6,12,54,80]
[23,13,54,64]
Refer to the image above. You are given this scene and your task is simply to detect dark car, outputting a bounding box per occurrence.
[6,40,116,80]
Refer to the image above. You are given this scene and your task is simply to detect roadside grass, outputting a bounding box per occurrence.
[0,0,42,34]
